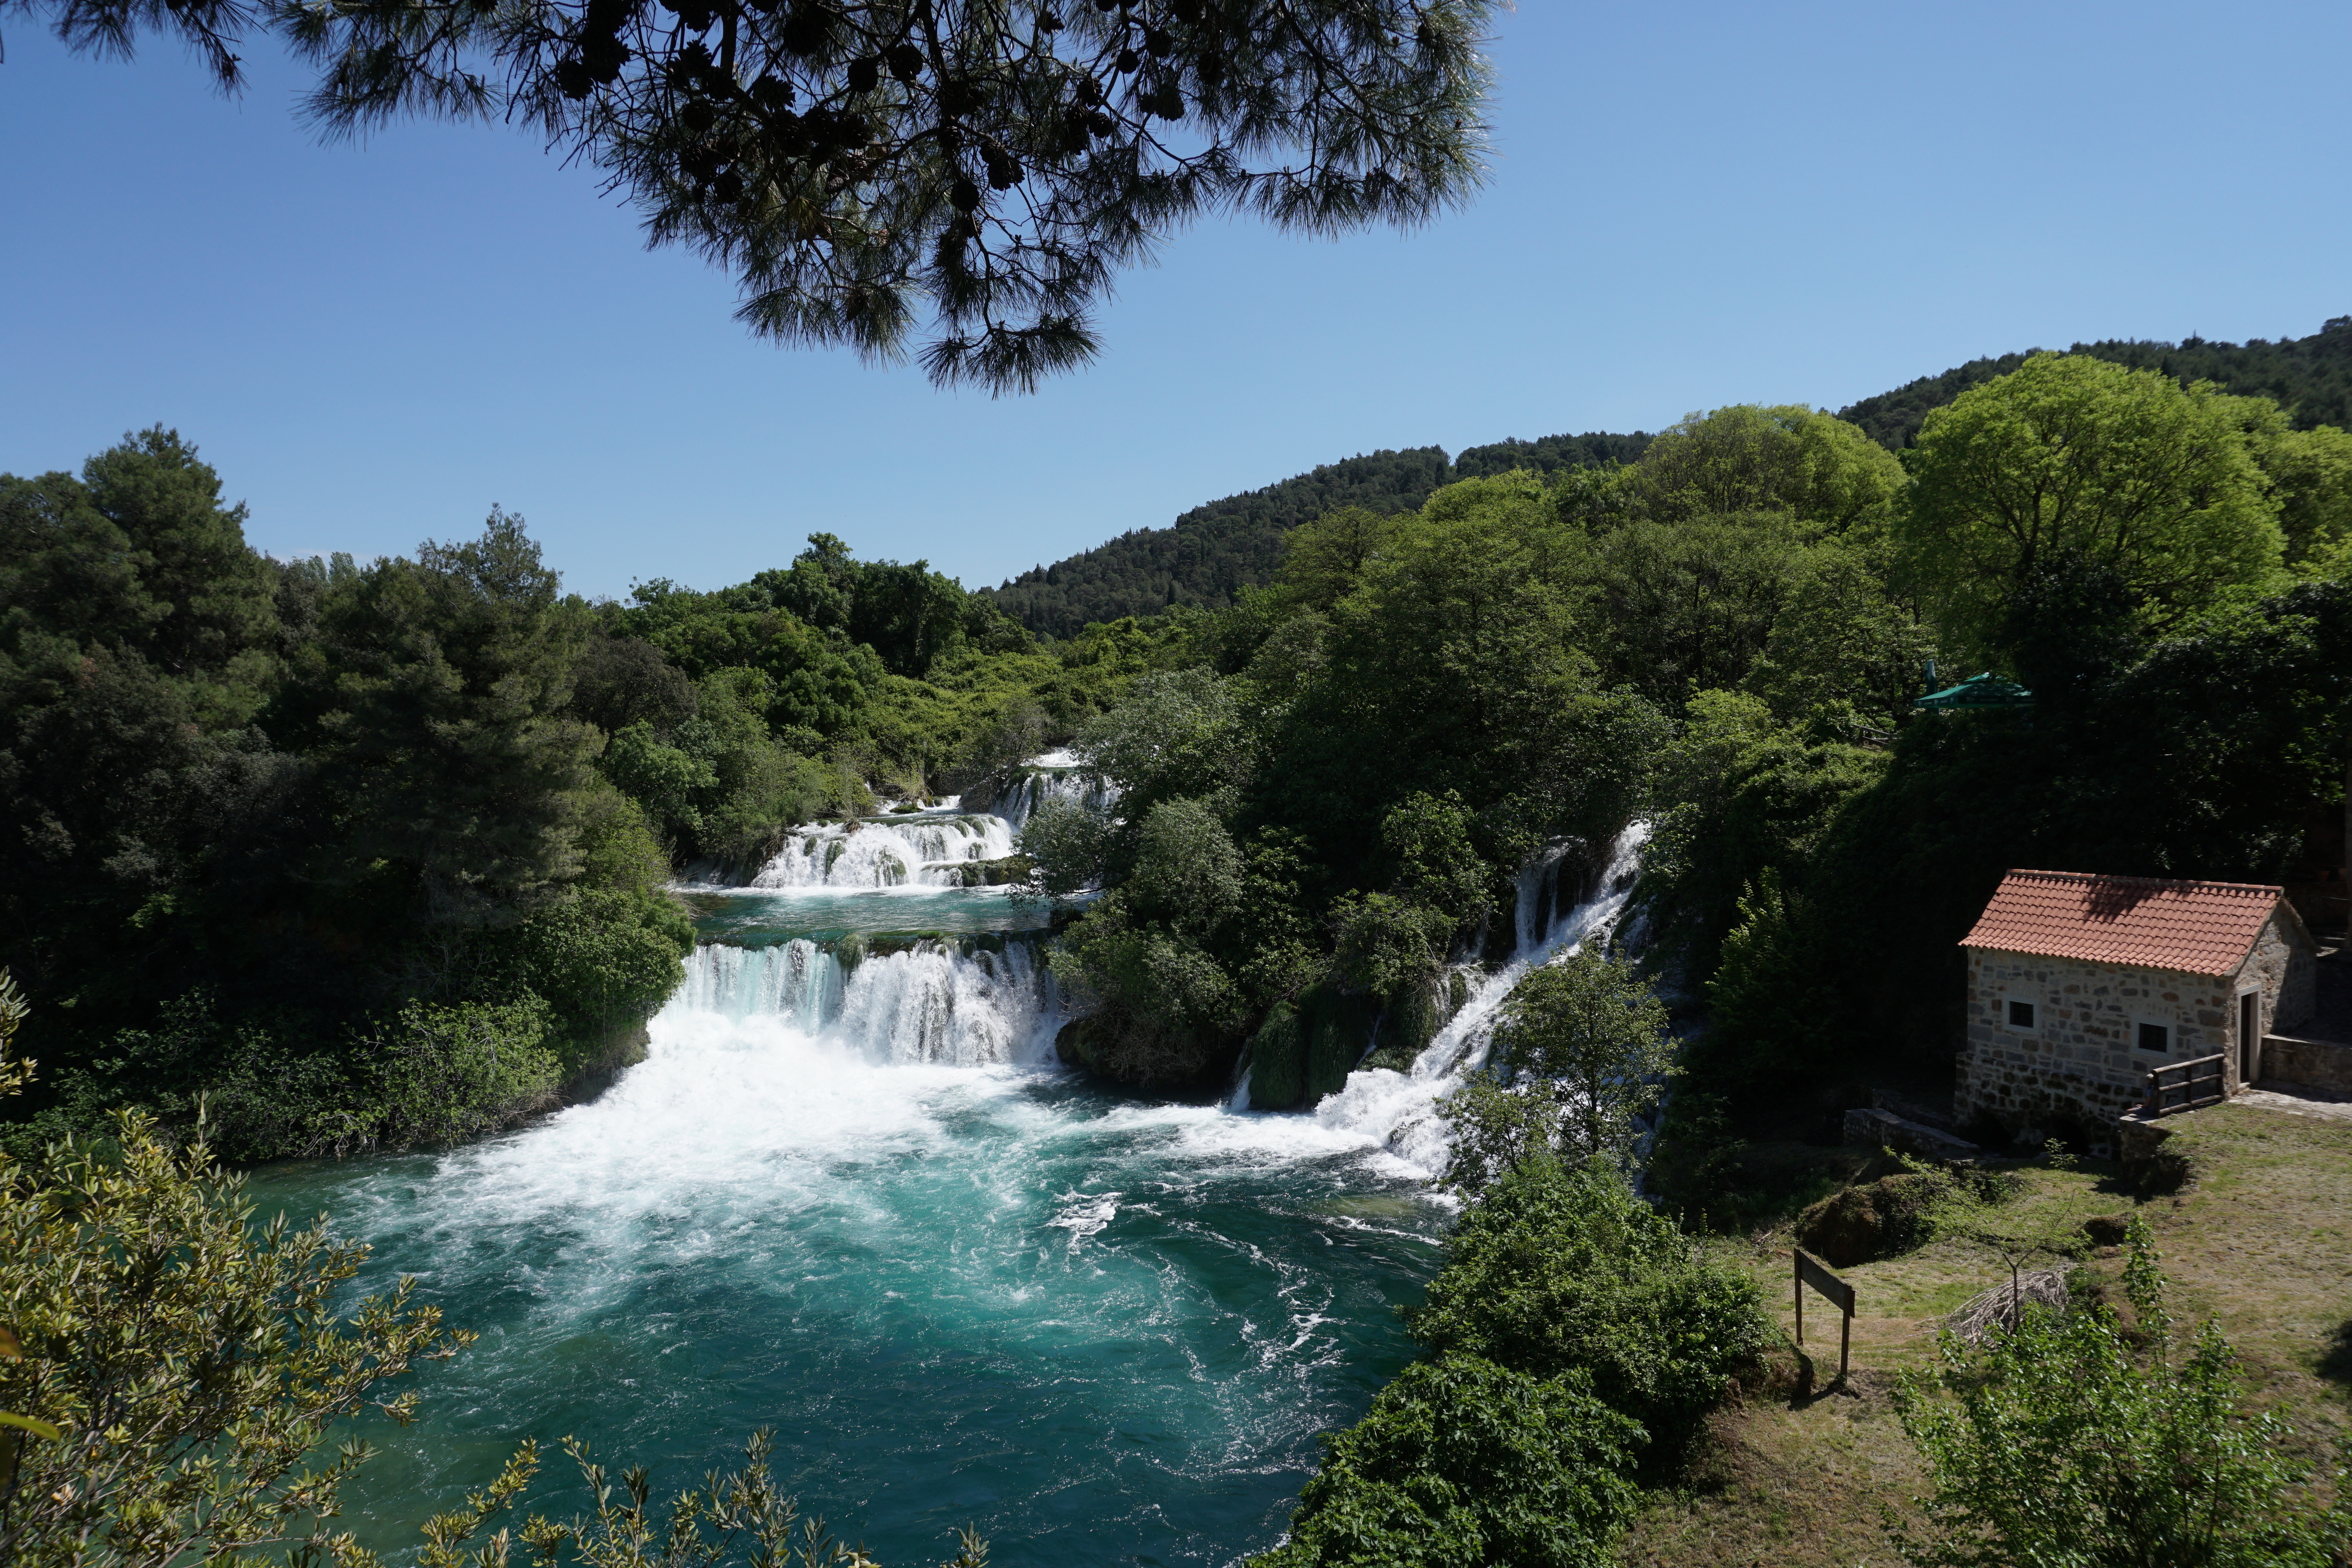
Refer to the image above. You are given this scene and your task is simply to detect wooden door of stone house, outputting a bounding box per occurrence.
[2240,991,2263,1086]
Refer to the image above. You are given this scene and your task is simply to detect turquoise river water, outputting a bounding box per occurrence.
[245,799,1643,1567]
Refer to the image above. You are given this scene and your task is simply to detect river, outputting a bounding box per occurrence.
[245,789,1641,1566]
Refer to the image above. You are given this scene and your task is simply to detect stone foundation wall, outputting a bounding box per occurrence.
[2261,1034,2352,1093]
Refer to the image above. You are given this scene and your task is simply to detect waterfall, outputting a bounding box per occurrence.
[744,814,1015,889]
[1309,823,1652,1177]
[665,936,1064,1066]
[983,758,1118,832]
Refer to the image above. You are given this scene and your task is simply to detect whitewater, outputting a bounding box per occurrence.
[246,786,1643,1566]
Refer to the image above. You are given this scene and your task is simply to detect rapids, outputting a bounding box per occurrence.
[246,794,1645,1567]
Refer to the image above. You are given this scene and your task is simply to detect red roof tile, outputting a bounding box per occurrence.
[1960,870,2283,977]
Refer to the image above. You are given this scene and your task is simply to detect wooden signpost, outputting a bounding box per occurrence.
[1794,1248,1856,1382]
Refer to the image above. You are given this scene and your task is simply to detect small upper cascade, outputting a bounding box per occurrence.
[1309,823,1652,1176]
[747,814,1015,889]
[980,755,1118,832]
[664,935,1063,1066]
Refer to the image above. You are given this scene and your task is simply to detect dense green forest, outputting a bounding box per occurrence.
[988,318,2352,635]
[1033,351,2351,1108]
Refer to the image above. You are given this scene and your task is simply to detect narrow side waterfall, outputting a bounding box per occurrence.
[745,814,1015,888]
[1309,823,1652,1176]
[669,936,1063,1065]
[984,761,1118,831]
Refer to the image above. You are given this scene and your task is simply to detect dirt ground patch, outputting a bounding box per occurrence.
[1619,1101,2352,1565]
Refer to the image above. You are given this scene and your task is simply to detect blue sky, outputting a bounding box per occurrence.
[4,1,2346,601]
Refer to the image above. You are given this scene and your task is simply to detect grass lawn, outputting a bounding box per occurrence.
[1619,1101,2352,1566]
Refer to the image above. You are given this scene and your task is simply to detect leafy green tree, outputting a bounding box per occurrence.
[1634,688,1886,987]
[1045,797,1251,1078]
[1899,354,2286,653]
[1328,891,1449,1001]
[1739,537,1937,740]
[1700,867,1834,1076]
[2259,422,2352,570]
[569,631,700,739]
[1893,1221,2350,1567]
[0,1069,470,1561]
[1379,790,1490,928]
[1472,951,1675,1168]
[1622,404,1903,532]
[0,429,282,730]
[293,507,603,920]
[1250,1355,1643,1568]
[1275,506,1406,611]
[1591,516,1811,703]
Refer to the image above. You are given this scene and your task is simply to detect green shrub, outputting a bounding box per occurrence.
[353,998,562,1150]
[1252,1355,1642,1568]
[1409,1158,1770,1456]
[504,888,693,1067]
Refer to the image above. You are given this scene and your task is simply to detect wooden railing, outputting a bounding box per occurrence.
[2144,1053,2227,1117]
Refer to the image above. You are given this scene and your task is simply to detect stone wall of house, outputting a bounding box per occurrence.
[1957,951,2246,1132]
[2249,910,2317,1030]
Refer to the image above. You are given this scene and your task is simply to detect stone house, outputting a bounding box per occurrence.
[1955,869,2319,1137]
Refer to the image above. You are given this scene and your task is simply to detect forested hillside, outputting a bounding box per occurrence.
[989,319,2352,634]
[985,436,1656,636]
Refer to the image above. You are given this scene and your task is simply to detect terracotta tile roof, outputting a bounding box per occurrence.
[1960,870,2284,977]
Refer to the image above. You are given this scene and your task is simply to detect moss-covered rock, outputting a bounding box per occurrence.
[941,855,1033,887]
[1305,990,1381,1104]
[1248,1002,1307,1109]
[1793,1172,1953,1267]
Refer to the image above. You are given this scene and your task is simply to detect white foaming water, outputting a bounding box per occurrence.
[1310,823,1652,1178]
[746,815,1014,888]
[673,937,1063,1066]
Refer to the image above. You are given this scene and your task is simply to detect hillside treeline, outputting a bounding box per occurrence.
[984,436,1658,637]
[988,317,2352,635]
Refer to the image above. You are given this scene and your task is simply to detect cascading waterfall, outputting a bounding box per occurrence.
[1310,823,1652,1176]
[745,813,1014,888]
[670,936,1063,1066]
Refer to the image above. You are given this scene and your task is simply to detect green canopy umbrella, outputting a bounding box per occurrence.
[1915,671,2035,712]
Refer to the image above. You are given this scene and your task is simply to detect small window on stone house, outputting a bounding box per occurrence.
[2006,999,2036,1029]
[2136,1021,2171,1053]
